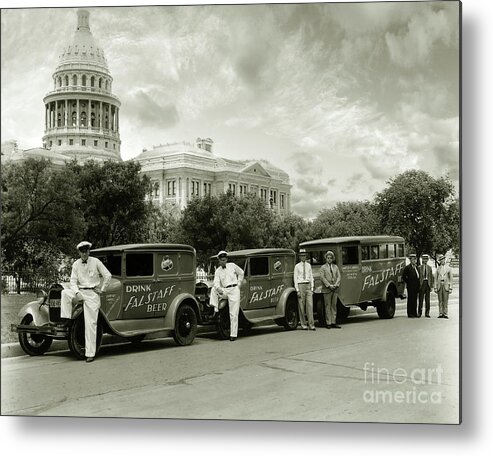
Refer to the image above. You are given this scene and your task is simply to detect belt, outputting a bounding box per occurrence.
[80,287,95,290]
[441,280,445,282]
[298,281,310,284]
[225,284,237,288]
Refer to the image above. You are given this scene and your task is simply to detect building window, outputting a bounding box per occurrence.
[81,139,86,146]
[69,139,74,145]
[228,183,236,196]
[94,140,98,147]
[203,182,212,195]
[113,144,116,149]
[80,111,87,127]
[239,184,248,196]
[260,188,268,201]
[280,194,285,209]
[191,180,200,197]
[58,140,62,146]
[82,75,86,86]
[152,182,160,198]
[270,189,277,205]
[167,180,177,196]
[72,75,77,86]
[105,141,108,148]
[49,141,53,147]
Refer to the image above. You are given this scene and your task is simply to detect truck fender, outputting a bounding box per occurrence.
[17,298,50,326]
[163,293,200,328]
[381,281,397,302]
[275,287,298,316]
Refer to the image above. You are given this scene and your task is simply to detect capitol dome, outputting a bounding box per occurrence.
[42,9,122,162]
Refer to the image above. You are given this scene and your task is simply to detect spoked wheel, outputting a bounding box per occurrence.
[216,306,231,340]
[173,304,198,346]
[282,295,299,330]
[67,313,103,360]
[18,314,53,356]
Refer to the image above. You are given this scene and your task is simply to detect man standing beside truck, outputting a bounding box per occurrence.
[320,250,342,329]
[402,253,420,318]
[293,248,316,331]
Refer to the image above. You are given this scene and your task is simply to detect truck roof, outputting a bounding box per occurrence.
[300,236,405,247]
[91,243,196,253]
[210,248,295,259]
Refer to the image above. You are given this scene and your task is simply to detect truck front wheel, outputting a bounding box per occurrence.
[68,314,103,360]
[173,304,198,346]
[377,290,396,319]
[18,314,53,356]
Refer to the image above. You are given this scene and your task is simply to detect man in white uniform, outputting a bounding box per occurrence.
[293,248,315,330]
[60,241,112,362]
[209,250,244,341]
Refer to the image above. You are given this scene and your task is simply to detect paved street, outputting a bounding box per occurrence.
[1,293,459,423]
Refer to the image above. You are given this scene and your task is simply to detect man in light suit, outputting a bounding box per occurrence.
[434,254,453,319]
[402,253,420,318]
[320,250,341,329]
[418,254,434,318]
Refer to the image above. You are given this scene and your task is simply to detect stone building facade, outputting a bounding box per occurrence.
[134,138,291,214]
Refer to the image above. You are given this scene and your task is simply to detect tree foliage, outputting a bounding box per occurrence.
[310,201,381,239]
[67,159,154,248]
[1,158,85,266]
[374,170,458,259]
[269,213,312,252]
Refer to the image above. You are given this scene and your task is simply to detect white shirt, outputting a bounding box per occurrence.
[70,256,112,293]
[294,260,314,291]
[213,262,244,291]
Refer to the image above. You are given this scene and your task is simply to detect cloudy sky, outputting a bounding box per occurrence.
[1,1,460,218]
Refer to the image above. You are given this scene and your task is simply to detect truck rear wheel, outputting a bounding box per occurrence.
[282,295,299,330]
[68,314,103,360]
[377,290,396,319]
[173,303,198,346]
[18,314,53,356]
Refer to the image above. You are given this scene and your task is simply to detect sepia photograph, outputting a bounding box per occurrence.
[1,0,461,430]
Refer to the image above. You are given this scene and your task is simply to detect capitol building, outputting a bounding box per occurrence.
[2,8,291,213]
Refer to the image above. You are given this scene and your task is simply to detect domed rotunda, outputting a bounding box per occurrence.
[42,9,121,161]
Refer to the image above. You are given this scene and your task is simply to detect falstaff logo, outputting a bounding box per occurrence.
[363,362,443,405]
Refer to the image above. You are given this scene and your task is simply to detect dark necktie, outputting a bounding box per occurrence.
[303,262,306,280]
[82,260,87,264]
[330,264,334,279]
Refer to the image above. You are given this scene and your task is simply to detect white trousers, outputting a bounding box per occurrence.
[210,286,241,337]
[61,288,101,358]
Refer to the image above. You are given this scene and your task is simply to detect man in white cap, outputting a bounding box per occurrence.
[210,250,244,341]
[293,248,315,330]
[60,241,112,362]
[434,254,453,319]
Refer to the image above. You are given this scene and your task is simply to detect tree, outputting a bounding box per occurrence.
[374,170,458,260]
[144,204,183,244]
[269,213,312,251]
[1,158,85,271]
[68,159,154,247]
[310,201,381,239]
[180,192,275,264]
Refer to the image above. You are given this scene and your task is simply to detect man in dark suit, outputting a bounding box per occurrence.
[402,253,420,318]
[418,254,434,318]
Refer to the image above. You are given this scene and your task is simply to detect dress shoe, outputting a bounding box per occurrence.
[408,315,415,318]
[301,327,308,330]
[425,314,430,318]
[229,337,237,341]
[438,315,443,318]
[416,315,421,318]
[86,357,95,363]
[331,324,341,329]
[309,327,316,331]
[444,316,449,319]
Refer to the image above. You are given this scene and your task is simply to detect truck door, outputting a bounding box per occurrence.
[338,244,363,305]
[243,256,272,310]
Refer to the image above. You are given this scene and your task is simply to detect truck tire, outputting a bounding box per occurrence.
[68,313,103,360]
[336,300,350,324]
[216,306,230,340]
[282,294,299,330]
[18,314,53,356]
[377,289,396,319]
[173,303,198,346]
